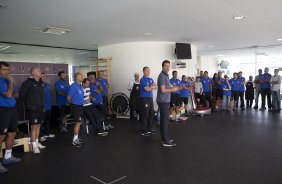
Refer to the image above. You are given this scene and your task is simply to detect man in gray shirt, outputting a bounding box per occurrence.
[270,69,281,111]
[254,69,262,109]
[157,60,178,147]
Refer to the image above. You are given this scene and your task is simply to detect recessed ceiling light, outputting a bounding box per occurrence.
[233,15,245,20]
[276,38,282,41]
[144,32,153,36]
[208,45,214,48]
[35,26,70,35]
[217,54,225,57]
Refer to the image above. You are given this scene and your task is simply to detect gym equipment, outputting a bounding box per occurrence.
[110,93,130,118]
[191,92,211,116]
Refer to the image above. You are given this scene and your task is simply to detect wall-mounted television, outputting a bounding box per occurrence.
[175,43,192,59]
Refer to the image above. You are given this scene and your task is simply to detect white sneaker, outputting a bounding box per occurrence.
[38,143,46,149]
[33,146,40,154]
[40,137,46,142]
[46,134,55,138]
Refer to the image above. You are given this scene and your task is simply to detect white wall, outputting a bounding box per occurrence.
[98,42,197,104]
[197,56,218,77]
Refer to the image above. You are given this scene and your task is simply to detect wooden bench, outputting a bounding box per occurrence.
[0,137,30,158]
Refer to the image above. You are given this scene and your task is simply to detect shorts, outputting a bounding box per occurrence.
[180,97,188,105]
[70,104,84,122]
[27,108,45,125]
[58,105,69,116]
[0,107,18,135]
[231,90,239,101]
[216,89,223,99]
[170,94,180,107]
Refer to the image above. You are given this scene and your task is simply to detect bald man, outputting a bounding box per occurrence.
[20,66,46,154]
[67,72,85,147]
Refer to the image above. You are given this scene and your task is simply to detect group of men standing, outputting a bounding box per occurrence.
[0,60,110,174]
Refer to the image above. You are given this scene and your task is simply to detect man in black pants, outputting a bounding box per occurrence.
[259,67,272,111]
[157,60,178,147]
[139,67,157,136]
[128,73,140,120]
[0,61,21,174]
[20,66,46,154]
[82,78,108,136]
[201,71,213,108]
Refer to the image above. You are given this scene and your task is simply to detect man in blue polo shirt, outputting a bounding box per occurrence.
[67,72,84,147]
[40,73,55,142]
[54,71,69,133]
[201,71,213,108]
[237,71,246,110]
[96,70,109,114]
[259,67,272,110]
[157,60,178,147]
[180,75,190,114]
[140,66,157,136]
[0,61,21,174]
[229,72,240,111]
[170,70,182,121]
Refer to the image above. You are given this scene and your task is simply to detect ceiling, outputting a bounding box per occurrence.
[1,0,282,53]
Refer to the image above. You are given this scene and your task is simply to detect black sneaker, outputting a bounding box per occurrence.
[2,155,21,165]
[259,107,266,111]
[253,106,258,109]
[141,132,151,136]
[147,130,156,134]
[162,139,174,144]
[162,142,176,147]
[0,162,8,174]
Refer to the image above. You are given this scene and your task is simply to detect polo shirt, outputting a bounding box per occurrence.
[96,78,108,96]
[237,76,245,92]
[215,78,225,90]
[90,82,103,105]
[55,79,69,106]
[0,77,17,107]
[180,80,190,97]
[157,71,171,103]
[222,81,231,96]
[201,77,212,92]
[261,73,272,89]
[67,82,84,105]
[140,76,154,98]
[170,78,181,94]
[229,78,240,91]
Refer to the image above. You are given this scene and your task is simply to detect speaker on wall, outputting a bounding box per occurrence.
[175,43,192,59]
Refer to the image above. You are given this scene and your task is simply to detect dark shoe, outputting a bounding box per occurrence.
[2,156,21,165]
[253,106,258,109]
[162,139,174,144]
[0,163,8,174]
[259,108,266,111]
[141,132,151,136]
[162,142,176,147]
[98,132,108,136]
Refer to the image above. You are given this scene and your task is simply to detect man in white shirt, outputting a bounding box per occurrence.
[128,73,141,120]
[82,78,108,136]
[270,69,281,111]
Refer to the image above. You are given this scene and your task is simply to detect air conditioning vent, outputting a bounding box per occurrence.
[35,26,70,35]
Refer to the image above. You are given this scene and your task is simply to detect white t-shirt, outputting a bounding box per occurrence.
[128,80,140,91]
[194,82,203,94]
[83,87,92,107]
[270,75,281,91]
